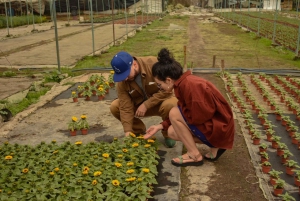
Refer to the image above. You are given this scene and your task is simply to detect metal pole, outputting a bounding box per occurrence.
[39,0,42,23]
[78,0,81,20]
[26,0,29,25]
[134,0,136,26]
[96,0,98,15]
[296,23,300,56]
[50,0,53,21]
[8,0,13,28]
[90,0,95,55]
[124,0,128,35]
[66,0,70,24]
[239,0,241,25]
[272,0,278,44]
[247,0,250,30]
[4,2,10,36]
[112,0,115,45]
[257,0,262,36]
[30,0,35,30]
[297,0,300,19]
[52,0,61,71]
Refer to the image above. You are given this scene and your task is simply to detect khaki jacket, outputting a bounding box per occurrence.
[116,56,174,132]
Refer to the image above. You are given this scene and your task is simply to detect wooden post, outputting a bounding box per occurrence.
[183,46,187,72]
[212,55,216,68]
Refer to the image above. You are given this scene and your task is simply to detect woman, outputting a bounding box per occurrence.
[144,48,235,167]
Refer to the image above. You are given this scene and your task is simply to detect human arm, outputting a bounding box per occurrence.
[116,83,136,133]
[144,124,163,139]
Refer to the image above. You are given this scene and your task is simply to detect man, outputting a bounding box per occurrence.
[110,51,178,148]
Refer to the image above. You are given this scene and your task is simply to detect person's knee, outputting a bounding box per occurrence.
[110,99,120,118]
[168,126,175,138]
[169,107,180,121]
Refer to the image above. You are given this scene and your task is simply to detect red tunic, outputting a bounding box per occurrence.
[162,71,235,149]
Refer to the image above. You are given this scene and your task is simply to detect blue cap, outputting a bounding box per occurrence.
[110,51,133,82]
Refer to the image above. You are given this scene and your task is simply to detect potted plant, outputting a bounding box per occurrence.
[90,85,97,96]
[96,86,106,101]
[71,91,78,102]
[271,135,281,149]
[291,132,300,145]
[265,128,275,142]
[67,116,78,136]
[284,160,300,175]
[279,192,296,201]
[251,131,261,145]
[276,142,287,156]
[293,169,300,187]
[77,114,89,135]
[259,143,268,153]
[261,161,272,174]
[108,71,115,87]
[287,125,298,137]
[274,108,283,121]
[82,89,92,101]
[269,170,283,186]
[77,85,84,98]
[273,178,285,197]
[260,151,269,163]
[281,150,293,164]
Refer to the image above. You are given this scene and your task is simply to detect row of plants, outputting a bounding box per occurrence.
[215,11,300,54]
[71,72,115,102]
[0,134,159,200]
[224,71,300,199]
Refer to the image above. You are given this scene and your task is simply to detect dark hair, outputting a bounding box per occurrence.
[152,48,183,81]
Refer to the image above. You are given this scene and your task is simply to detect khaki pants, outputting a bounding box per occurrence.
[110,97,178,137]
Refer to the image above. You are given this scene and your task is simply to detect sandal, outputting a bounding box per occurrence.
[171,152,204,167]
[204,149,226,162]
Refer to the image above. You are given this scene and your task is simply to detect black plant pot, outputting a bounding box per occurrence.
[0,108,13,122]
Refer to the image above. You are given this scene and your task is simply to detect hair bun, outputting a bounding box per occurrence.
[157,48,173,64]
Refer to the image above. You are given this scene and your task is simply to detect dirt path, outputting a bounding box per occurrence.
[179,15,267,201]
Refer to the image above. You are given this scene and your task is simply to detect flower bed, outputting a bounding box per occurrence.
[0,134,159,200]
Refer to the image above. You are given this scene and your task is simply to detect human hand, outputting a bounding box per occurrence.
[144,124,163,139]
[135,103,147,118]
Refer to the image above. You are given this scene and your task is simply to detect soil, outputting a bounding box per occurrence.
[2,13,300,201]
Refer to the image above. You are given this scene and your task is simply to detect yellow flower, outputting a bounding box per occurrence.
[132,143,139,148]
[72,91,76,95]
[105,82,109,85]
[82,170,89,175]
[122,149,128,153]
[117,154,123,158]
[22,168,29,173]
[53,150,58,154]
[110,71,115,74]
[93,171,102,177]
[92,180,97,185]
[147,139,155,143]
[100,85,103,88]
[81,115,87,119]
[127,162,134,166]
[113,137,118,141]
[72,116,77,122]
[138,178,143,182]
[73,163,78,167]
[75,141,82,145]
[144,144,151,148]
[102,153,109,158]
[126,169,135,174]
[112,180,120,186]
[129,132,136,137]
[52,140,56,143]
[115,162,122,168]
[49,172,55,176]
[136,136,144,139]
[125,177,136,182]
[83,166,90,171]
[5,155,13,160]
[142,168,150,173]
[54,167,59,172]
